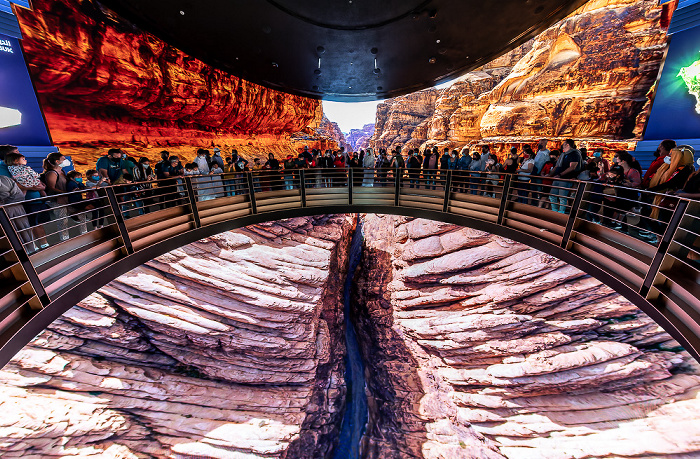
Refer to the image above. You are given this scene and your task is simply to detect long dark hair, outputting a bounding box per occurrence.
[43,152,63,171]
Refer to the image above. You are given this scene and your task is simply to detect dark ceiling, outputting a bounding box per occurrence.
[98,0,590,102]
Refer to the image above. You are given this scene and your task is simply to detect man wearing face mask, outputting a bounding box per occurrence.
[592,148,610,175]
[642,139,676,189]
[96,148,127,183]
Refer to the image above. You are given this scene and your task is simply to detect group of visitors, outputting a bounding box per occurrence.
[1,137,699,252]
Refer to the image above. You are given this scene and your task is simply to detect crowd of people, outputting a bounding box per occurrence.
[1,138,699,252]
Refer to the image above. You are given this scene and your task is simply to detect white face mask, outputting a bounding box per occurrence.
[664,156,671,165]
[697,157,700,167]
[60,159,71,168]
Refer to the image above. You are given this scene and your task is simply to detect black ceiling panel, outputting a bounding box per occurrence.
[97,0,590,101]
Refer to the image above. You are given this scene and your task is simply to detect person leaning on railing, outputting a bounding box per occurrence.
[0,174,33,248]
[42,152,72,242]
[548,139,582,214]
[647,146,696,224]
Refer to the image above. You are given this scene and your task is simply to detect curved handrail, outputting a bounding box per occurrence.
[0,167,698,368]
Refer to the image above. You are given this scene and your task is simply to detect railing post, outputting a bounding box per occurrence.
[497,174,512,226]
[246,172,257,215]
[105,187,134,255]
[394,168,401,206]
[640,200,688,298]
[184,176,201,228]
[348,168,353,205]
[443,169,453,213]
[299,169,307,208]
[0,207,49,305]
[560,181,586,249]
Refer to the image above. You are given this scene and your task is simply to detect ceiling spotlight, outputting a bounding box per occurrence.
[428,57,437,64]
[317,46,325,54]
[179,10,185,15]
[272,62,278,68]
[436,39,441,44]
[428,9,438,18]
[314,69,322,75]
[371,47,378,55]
[377,86,383,91]
[312,85,319,91]
[373,68,381,75]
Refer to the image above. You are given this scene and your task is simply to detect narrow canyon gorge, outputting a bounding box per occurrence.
[1,214,699,458]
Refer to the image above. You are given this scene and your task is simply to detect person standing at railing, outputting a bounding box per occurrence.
[423,147,438,190]
[455,149,472,193]
[530,139,550,203]
[468,150,484,194]
[0,175,33,247]
[516,149,535,204]
[549,139,583,214]
[362,148,375,187]
[377,150,392,187]
[96,149,127,184]
[390,148,405,186]
[348,151,361,188]
[283,154,296,190]
[42,152,73,242]
[642,139,677,189]
[4,150,49,250]
[264,153,282,191]
[193,149,214,201]
[66,170,96,232]
[407,150,421,189]
[85,169,108,228]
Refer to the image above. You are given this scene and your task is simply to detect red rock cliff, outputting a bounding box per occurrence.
[16,0,335,167]
[369,0,672,156]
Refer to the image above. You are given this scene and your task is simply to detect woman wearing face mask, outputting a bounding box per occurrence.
[42,152,71,241]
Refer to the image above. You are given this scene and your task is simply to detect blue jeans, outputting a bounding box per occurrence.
[549,180,574,213]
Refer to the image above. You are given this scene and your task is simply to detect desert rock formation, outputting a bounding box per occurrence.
[16,0,337,168]
[355,214,700,458]
[369,0,673,157]
[346,124,375,152]
[0,216,355,458]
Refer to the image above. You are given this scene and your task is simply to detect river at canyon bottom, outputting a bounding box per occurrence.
[332,219,368,459]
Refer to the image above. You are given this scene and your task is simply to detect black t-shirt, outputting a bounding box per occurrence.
[554,150,581,179]
[683,171,700,193]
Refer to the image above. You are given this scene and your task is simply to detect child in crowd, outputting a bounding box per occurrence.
[65,170,92,235]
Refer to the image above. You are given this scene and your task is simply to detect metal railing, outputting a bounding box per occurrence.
[0,167,698,367]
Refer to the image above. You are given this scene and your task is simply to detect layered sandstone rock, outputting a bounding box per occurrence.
[316,115,350,152]
[355,214,700,458]
[369,0,672,157]
[16,0,335,168]
[0,216,355,458]
[346,124,375,152]
[369,89,440,152]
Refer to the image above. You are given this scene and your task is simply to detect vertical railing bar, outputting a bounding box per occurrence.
[246,172,258,215]
[394,167,401,206]
[443,169,453,213]
[299,169,307,208]
[0,207,49,305]
[105,187,134,255]
[348,168,353,205]
[560,181,586,249]
[184,176,202,229]
[640,200,688,297]
[497,174,512,226]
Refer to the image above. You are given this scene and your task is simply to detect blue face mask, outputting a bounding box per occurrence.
[75,177,83,183]
[594,152,602,158]
[90,175,99,181]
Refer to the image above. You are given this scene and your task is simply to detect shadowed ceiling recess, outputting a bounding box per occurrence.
[97,0,589,101]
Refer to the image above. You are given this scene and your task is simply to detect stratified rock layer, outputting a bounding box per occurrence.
[355,214,700,459]
[16,0,334,167]
[346,124,375,152]
[369,0,672,156]
[0,216,355,458]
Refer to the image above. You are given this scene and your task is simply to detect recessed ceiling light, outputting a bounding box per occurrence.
[179,10,185,15]
[428,57,436,64]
